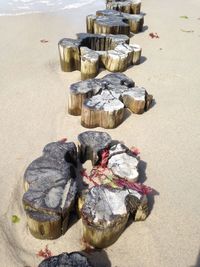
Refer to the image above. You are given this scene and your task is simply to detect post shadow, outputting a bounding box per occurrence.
[65,160,87,232]
[123,108,132,122]
[83,249,111,267]
[142,25,148,32]
[126,159,159,228]
[193,250,200,267]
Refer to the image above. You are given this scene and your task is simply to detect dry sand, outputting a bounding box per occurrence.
[0,0,200,266]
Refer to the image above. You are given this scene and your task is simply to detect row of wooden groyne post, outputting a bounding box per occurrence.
[22,1,155,266]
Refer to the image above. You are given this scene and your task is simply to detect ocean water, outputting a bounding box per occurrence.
[0,0,97,16]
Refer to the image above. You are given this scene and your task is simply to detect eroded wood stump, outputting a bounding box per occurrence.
[58,33,141,79]
[23,132,152,244]
[87,9,144,35]
[68,79,103,116]
[81,185,148,248]
[108,143,139,182]
[81,90,125,129]
[23,141,78,239]
[78,131,112,165]
[106,0,141,14]
[80,47,99,80]
[68,73,153,128]
[39,252,93,267]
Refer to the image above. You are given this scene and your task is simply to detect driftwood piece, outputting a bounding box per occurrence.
[78,131,112,165]
[58,33,141,79]
[81,185,147,248]
[23,141,78,239]
[81,90,124,129]
[87,9,144,35]
[68,73,153,128]
[106,0,141,14]
[39,252,93,267]
[108,143,139,182]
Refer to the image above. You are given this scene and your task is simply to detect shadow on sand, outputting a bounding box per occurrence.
[84,249,111,267]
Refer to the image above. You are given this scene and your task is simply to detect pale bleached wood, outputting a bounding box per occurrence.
[68,78,103,116]
[81,90,125,129]
[68,73,134,116]
[81,186,129,248]
[122,86,153,113]
[101,49,130,72]
[122,86,146,114]
[80,47,99,80]
[68,73,153,128]
[108,143,139,182]
[130,43,142,64]
[81,185,148,248]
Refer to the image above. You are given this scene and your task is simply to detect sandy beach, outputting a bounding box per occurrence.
[0,0,200,266]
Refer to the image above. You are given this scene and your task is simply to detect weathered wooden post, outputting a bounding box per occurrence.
[68,73,153,128]
[23,141,78,239]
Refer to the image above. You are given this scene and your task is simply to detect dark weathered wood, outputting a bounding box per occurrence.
[58,38,81,72]
[68,73,153,128]
[39,252,93,267]
[106,0,141,14]
[58,33,141,79]
[78,131,112,165]
[81,185,148,248]
[125,192,149,221]
[90,15,130,35]
[68,79,103,116]
[87,9,144,35]
[23,141,78,239]
[108,143,139,182]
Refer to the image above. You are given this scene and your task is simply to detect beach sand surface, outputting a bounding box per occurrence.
[0,0,200,266]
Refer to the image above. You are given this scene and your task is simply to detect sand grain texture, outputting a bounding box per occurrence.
[0,0,200,266]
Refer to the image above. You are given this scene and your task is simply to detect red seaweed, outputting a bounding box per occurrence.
[59,137,67,143]
[115,179,153,195]
[37,245,52,259]
[149,32,159,39]
[130,146,140,156]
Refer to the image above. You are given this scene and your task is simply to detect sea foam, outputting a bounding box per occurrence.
[0,0,97,16]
